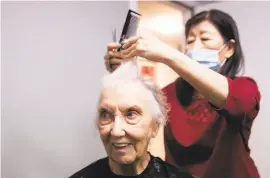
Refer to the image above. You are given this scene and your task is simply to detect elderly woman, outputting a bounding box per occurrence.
[69,61,194,178]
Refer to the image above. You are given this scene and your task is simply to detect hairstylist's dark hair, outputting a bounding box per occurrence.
[176,9,245,107]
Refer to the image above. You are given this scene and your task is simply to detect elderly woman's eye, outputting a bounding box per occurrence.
[126,110,138,119]
[99,110,113,124]
[102,112,110,118]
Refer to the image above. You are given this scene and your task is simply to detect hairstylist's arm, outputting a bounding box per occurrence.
[104,42,123,72]
[121,35,228,108]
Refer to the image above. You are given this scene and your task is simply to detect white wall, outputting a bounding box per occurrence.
[195,2,270,178]
[1,2,130,178]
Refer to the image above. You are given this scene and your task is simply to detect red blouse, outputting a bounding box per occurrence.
[163,76,261,178]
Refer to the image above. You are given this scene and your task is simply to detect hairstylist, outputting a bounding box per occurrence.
[103,9,261,178]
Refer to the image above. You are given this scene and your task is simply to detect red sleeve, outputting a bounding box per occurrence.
[162,80,176,94]
[224,76,261,119]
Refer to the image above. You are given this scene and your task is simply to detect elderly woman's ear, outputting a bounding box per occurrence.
[151,120,161,138]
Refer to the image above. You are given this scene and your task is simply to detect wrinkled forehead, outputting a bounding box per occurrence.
[99,81,151,108]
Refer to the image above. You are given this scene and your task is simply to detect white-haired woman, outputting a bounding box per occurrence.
[69,61,195,178]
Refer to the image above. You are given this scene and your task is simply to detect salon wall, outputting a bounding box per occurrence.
[1,1,130,178]
[195,2,270,177]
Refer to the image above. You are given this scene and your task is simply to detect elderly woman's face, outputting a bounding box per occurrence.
[97,82,158,164]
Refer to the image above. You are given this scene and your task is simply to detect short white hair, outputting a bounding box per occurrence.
[100,60,169,125]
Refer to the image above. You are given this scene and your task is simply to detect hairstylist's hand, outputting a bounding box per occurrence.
[104,42,123,72]
[121,33,180,63]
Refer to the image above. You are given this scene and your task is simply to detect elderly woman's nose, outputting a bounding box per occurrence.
[110,117,126,137]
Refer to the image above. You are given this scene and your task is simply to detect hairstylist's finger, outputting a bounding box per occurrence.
[122,36,140,49]
[108,51,124,59]
[104,60,112,73]
[111,64,120,71]
[109,58,123,65]
[107,42,122,51]
[104,52,111,60]
[124,49,138,59]
[122,43,137,55]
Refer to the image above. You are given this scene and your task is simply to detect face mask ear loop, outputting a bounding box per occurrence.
[218,43,227,54]
[220,57,227,66]
[217,42,229,66]
[218,38,235,54]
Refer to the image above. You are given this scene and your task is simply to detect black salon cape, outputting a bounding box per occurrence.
[69,154,195,178]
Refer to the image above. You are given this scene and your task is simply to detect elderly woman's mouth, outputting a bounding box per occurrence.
[112,143,131,149]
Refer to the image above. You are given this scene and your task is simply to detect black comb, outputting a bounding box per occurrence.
[118,9,141,51]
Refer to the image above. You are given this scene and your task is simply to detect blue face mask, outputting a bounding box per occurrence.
[186,44,227,71]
